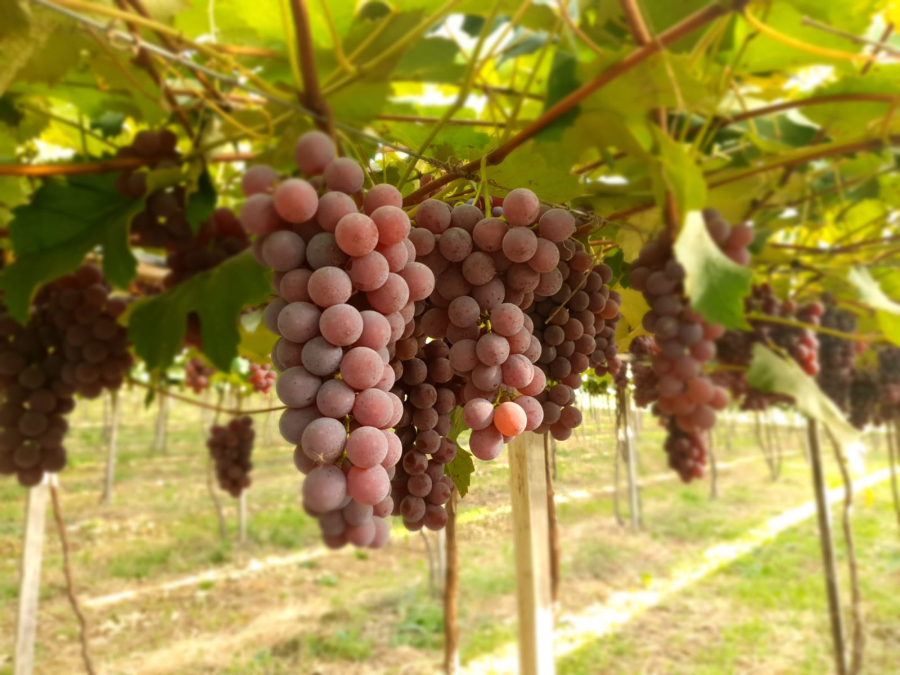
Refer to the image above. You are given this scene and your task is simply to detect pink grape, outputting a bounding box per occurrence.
[323,157,364,194]
[303,465,346,513]
[319,304,363,347]
[415,199,451,234]
[347,465,391,505]
[274,178,318,223]
[364,184,403,214]
[515,396,544,431]
[493,401,526,437]
[503,188,540,227]
[502,228,538,263]
[316,191,358,232]
[340,347,385,390]
[301,336,343,376]
[501,354,534,389]
[306,232,349,269]
[279,406,321,444]
[308,267,352,307]
[371,206,410,245]
[347,251,389,291]
[409,228,436,256]
[375,241,409,272]
[264,298,286,335]
[518,366,546,396]
[366,273,410,314]
[295,130,336,175]
[352,388,393,428]
[277,302,320,343]
[316,378,355,418]
[241,165,279,196]
[450,204,484,232]
[528,238,560,273]
[397,262,435,302]
[276,366,321,408]
[449,339,478,372]
[240,194,282,235]
[346,426,388,468]
[476,333,510,366]
[490,303,524,337]
[335,213,379,257]
[538,208,575,242]
[280,268,313,302]
[448,296,480,327]
[301,417,346,464]
[463,398,494,430]
[343,500,374,527]
[439,228,473,262]
[472,218,508,252]
[469,426,503,461]
[262,230,306,271]
[356,311,391,350]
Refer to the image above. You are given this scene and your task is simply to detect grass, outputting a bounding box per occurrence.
[2,391,897,674]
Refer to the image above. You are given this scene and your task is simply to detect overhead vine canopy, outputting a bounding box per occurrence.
[1,0,899,394]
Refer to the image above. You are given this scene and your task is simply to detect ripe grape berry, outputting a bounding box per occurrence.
[248,363,277,394]
[185,357,215,394]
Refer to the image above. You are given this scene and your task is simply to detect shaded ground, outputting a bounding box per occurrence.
[0,391,896,674]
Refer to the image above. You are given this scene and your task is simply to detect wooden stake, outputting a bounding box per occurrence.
[807,418,848,675]
[238,492,247,544]
[543,434,561,604]
[101,391,120,505]
[15,479,49,675]
[623,390,640,530]
[443,491,459,675]
[509,432,555,675]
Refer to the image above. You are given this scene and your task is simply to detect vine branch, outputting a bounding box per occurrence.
[50,479,97,675]
[127,377,286,416]
[289,0,335,137]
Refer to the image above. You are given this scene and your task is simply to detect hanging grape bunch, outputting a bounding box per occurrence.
[185,357,215,394]
[628,209,750,482]
[712,284,822,411]
[164,207,250,288]
[817,295,858,411]
[207,416,255,497]
[0,265,132,486]
[878,347,900,422]
[248,363,277,395]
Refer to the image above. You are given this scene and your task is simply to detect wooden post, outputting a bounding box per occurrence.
[807,418,848,675]
[443,492,459,675]
[152,389,168,454]
[15,479,49,675]
[543,434,561,604]
[509,432,555,675]
[238,492,247,544]
[101,391,120,505]
[622,391,640,530]
[708,430,719,500]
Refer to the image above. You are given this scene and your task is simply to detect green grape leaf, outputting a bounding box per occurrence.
[614,286,650,350]
[652,129,707,221]
[238,307,279,366]
[539,50,581,141]
[486,148,581,204]
[747,343,858,448]
[395,38,466,84]
[446,407,475,498]
[673,210,752,330]
[329,82,391,124]
[847,267,900,346]
[1,173,143,322]
[127,252,271,372]
[185,167,217,234]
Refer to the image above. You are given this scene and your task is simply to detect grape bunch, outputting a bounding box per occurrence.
[185,357,215,394]
[114,129,191,249]
[248,363,277,394]
[207,416,255,497]
[817,296,858,411]
[849,371,879,429]
[164,207,250,288]
[878,347,900,422]
[0,265,132,486]
[713,284,823,411]
[245,130,421,550]
[628,209,748,481]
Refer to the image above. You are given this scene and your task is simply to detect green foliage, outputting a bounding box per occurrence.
[673,211,753,330]
[746,344,858,448]
[446,407,475,498]
[128,252,271,373]
[1,173,142,321]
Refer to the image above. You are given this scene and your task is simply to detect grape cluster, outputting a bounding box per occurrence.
[246,131,419,550]
[114,130,191,249]
[248,363,277,394]
[628,209,747,481]
[163,207,250,288]
[185,357,215,394]
[817,296,858,411]
[0,265,131,486]
[207,416,255,497]
[878,348,900,422]
[849,371,879,429]
[713,284,823,411]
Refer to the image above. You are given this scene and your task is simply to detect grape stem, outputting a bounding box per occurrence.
[127,376,286,416]
[50,479,97,675]
[288,0,335,138]
[557,0,604,57]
